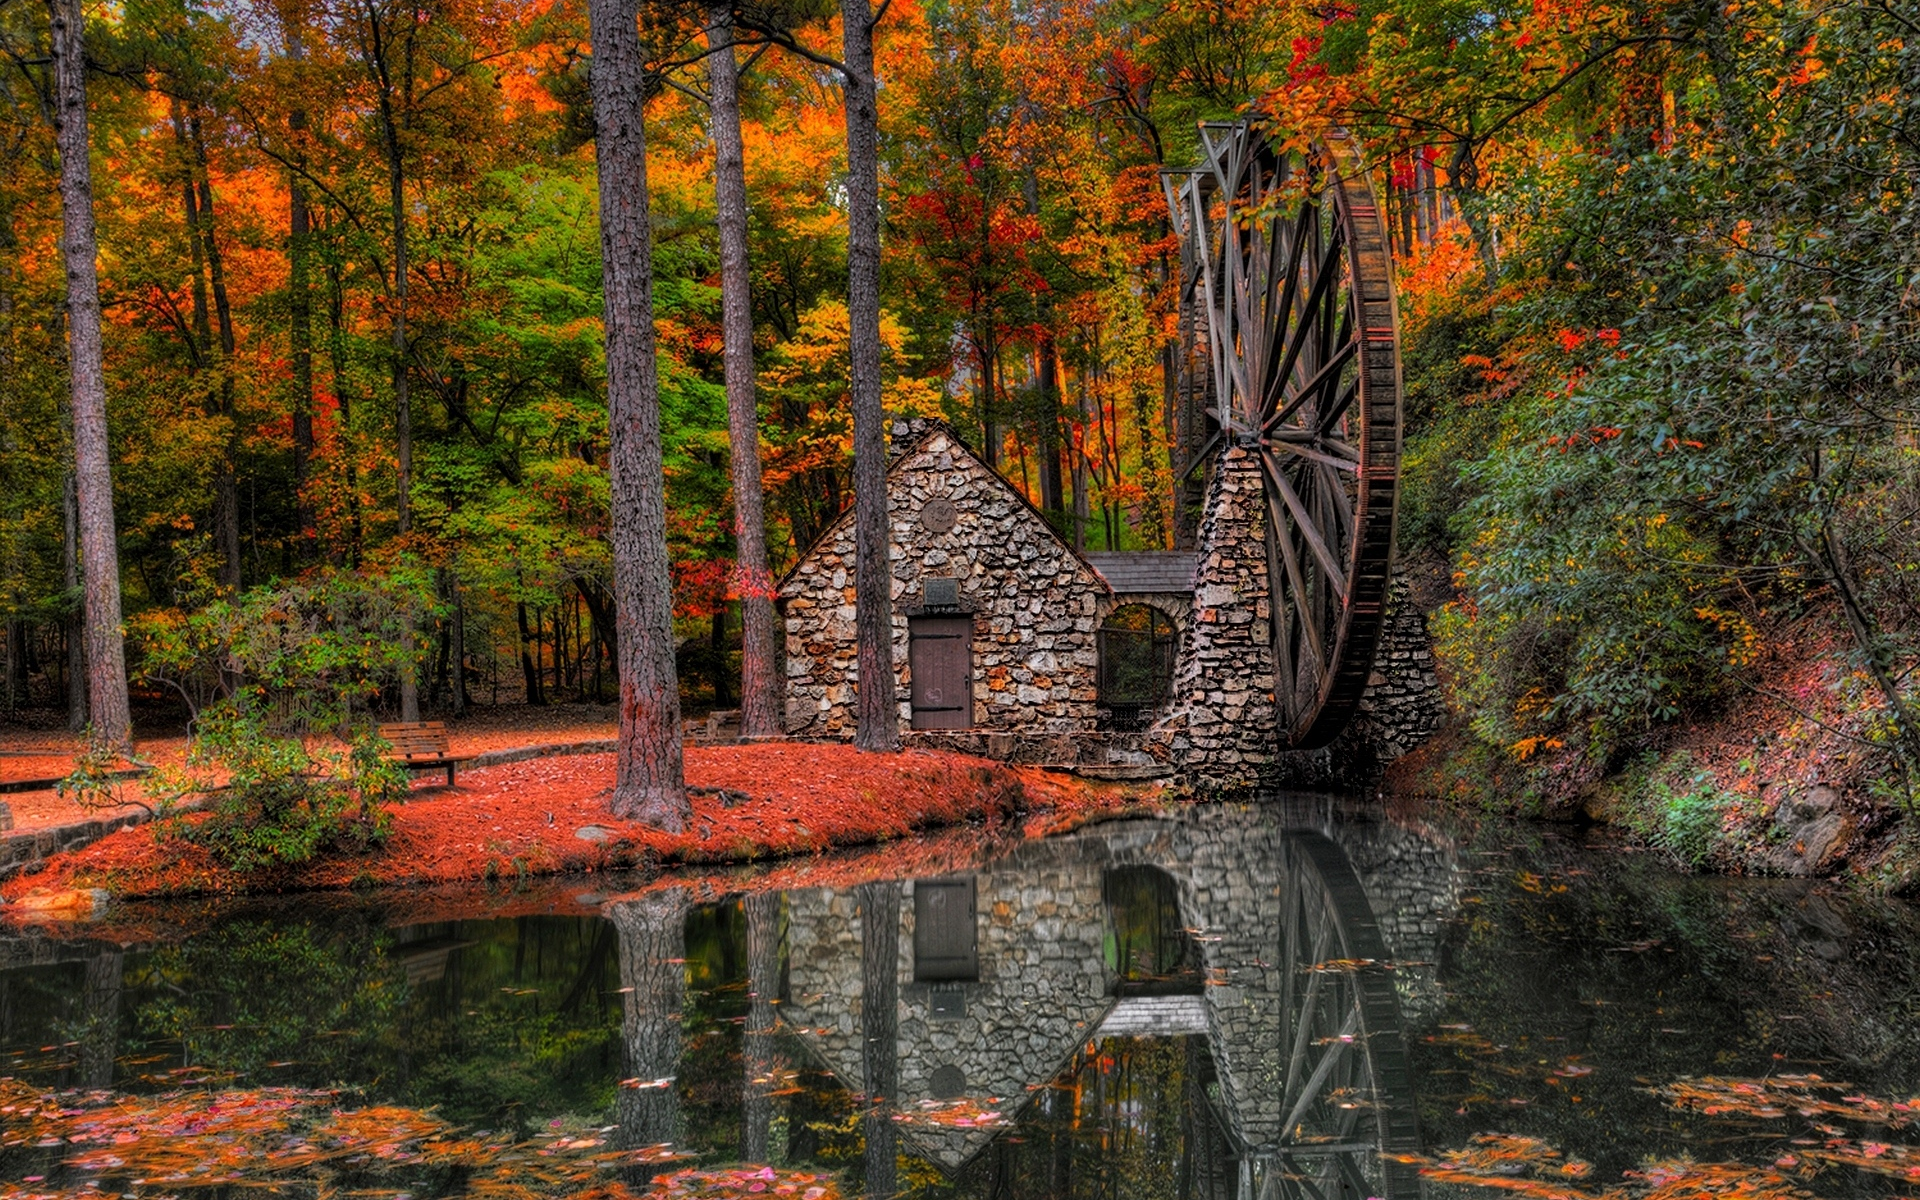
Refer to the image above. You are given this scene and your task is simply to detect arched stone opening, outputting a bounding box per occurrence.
[1097,604,1179,731]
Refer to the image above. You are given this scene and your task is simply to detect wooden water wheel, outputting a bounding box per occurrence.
[1265,830,1421,1200]
[1165,122,1402,750]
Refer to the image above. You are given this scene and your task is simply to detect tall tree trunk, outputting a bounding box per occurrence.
[1071,358,1089,551]
[366,2,420,720]
[977,335,997,468]
[705,5,780,740]
[710,608,731,709]
[610,889,688,1177]
[588,0,687,827]
[189,115,243,594]
[742,889,780,1163]
[63,472,86,731]
[857,881,898,1199]
[287,21,315,548]
[1037,334,1064,517]
[516,600,544,705]
[449,568,467,716]
[326,247,361,562]
[50,0,133,752]
[842,0,897,753]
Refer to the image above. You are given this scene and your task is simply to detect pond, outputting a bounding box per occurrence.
[1,797,1918,1200]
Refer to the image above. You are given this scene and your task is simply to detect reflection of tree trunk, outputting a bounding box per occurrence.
[611,889,688,1172]
[81,948,122,1089]
[742,890,782,1163]
[858,882,898,1200]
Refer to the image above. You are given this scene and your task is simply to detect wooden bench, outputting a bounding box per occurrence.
[378,721,476,787]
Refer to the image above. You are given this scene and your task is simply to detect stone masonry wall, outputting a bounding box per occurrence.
[1350,572,1443,761]
[778,424,1107,739]
[1147,444,1277,788]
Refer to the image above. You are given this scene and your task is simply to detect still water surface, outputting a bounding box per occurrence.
[0,798,1917,1200]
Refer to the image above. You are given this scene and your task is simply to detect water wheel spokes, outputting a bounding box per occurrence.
[1170,122,1402,750]
[1271,832,1420,1200]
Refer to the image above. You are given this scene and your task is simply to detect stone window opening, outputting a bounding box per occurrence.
[1097,604,1178,730]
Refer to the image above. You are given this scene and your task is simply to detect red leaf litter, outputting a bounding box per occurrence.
[1,743,1146,901]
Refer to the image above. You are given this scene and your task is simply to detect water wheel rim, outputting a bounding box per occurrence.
[1176,120,1401,752]
[1265,129,1401,751]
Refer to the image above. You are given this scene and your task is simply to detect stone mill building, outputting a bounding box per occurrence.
[775,419,1441,779]
[777,420,1195,760]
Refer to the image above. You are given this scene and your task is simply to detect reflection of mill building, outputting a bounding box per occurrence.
[775,802,1465,1177]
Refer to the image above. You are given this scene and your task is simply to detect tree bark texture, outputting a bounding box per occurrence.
[611,889,688,1174]
[50,0,132,752]
[590,0,688,827]
[365,1,420,721]
[842,0,897,752]
[742,889,782,1163]
[63,472,86,731]
[858,881,898,1199]
[705,6,781,740]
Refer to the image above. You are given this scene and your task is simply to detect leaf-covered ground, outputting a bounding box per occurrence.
[0,742,1146,901]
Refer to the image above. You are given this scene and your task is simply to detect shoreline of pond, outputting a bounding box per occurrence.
[0,742,1156,906]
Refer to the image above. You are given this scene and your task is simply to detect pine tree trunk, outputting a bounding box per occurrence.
[706,5,780,740]
[450,569,467,716]
[742,889,780,1163]
[50,0,132,752]
[189,115,243,594]
[1037,333,1064,517]
[367,12,421,721]
[842,0,897,753]
[589,0,687,827]
[63,472,86,731]
[857,881,898,1198]
[287,19,315,550]
[611,888,688,1174]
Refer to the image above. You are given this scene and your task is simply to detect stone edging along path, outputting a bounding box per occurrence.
[0,738,628,884]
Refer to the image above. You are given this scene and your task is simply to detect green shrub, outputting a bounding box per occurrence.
[150,706,403,873]
[1609,752,1746,869]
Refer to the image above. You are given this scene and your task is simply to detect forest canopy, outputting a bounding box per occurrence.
[1,0,1914,801]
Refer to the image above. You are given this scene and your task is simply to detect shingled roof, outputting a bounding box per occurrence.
[1085,551,1198,595]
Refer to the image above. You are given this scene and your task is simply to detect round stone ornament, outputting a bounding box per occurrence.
[920,497,959,534]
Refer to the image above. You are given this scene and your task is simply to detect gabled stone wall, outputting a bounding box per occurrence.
[777,425,1108,739]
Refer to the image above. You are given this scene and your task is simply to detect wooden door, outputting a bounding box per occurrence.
[908,616,972,729]
[913,875,978,981]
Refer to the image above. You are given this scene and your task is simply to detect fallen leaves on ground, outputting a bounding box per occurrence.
[1,743,1141,901]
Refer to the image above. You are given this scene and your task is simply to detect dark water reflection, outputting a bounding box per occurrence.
[0,800,1917,1200]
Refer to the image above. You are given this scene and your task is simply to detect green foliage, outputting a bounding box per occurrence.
[1605,752,1746,870]
[150,706,402,872]
[132,565,443,728]
[1404,0,1919,776]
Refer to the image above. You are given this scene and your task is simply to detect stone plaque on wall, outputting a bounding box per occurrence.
[920,497,958,534]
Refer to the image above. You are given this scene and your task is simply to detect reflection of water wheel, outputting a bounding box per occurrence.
[1166,122,1402,749]
[1269,831,1420,1199]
